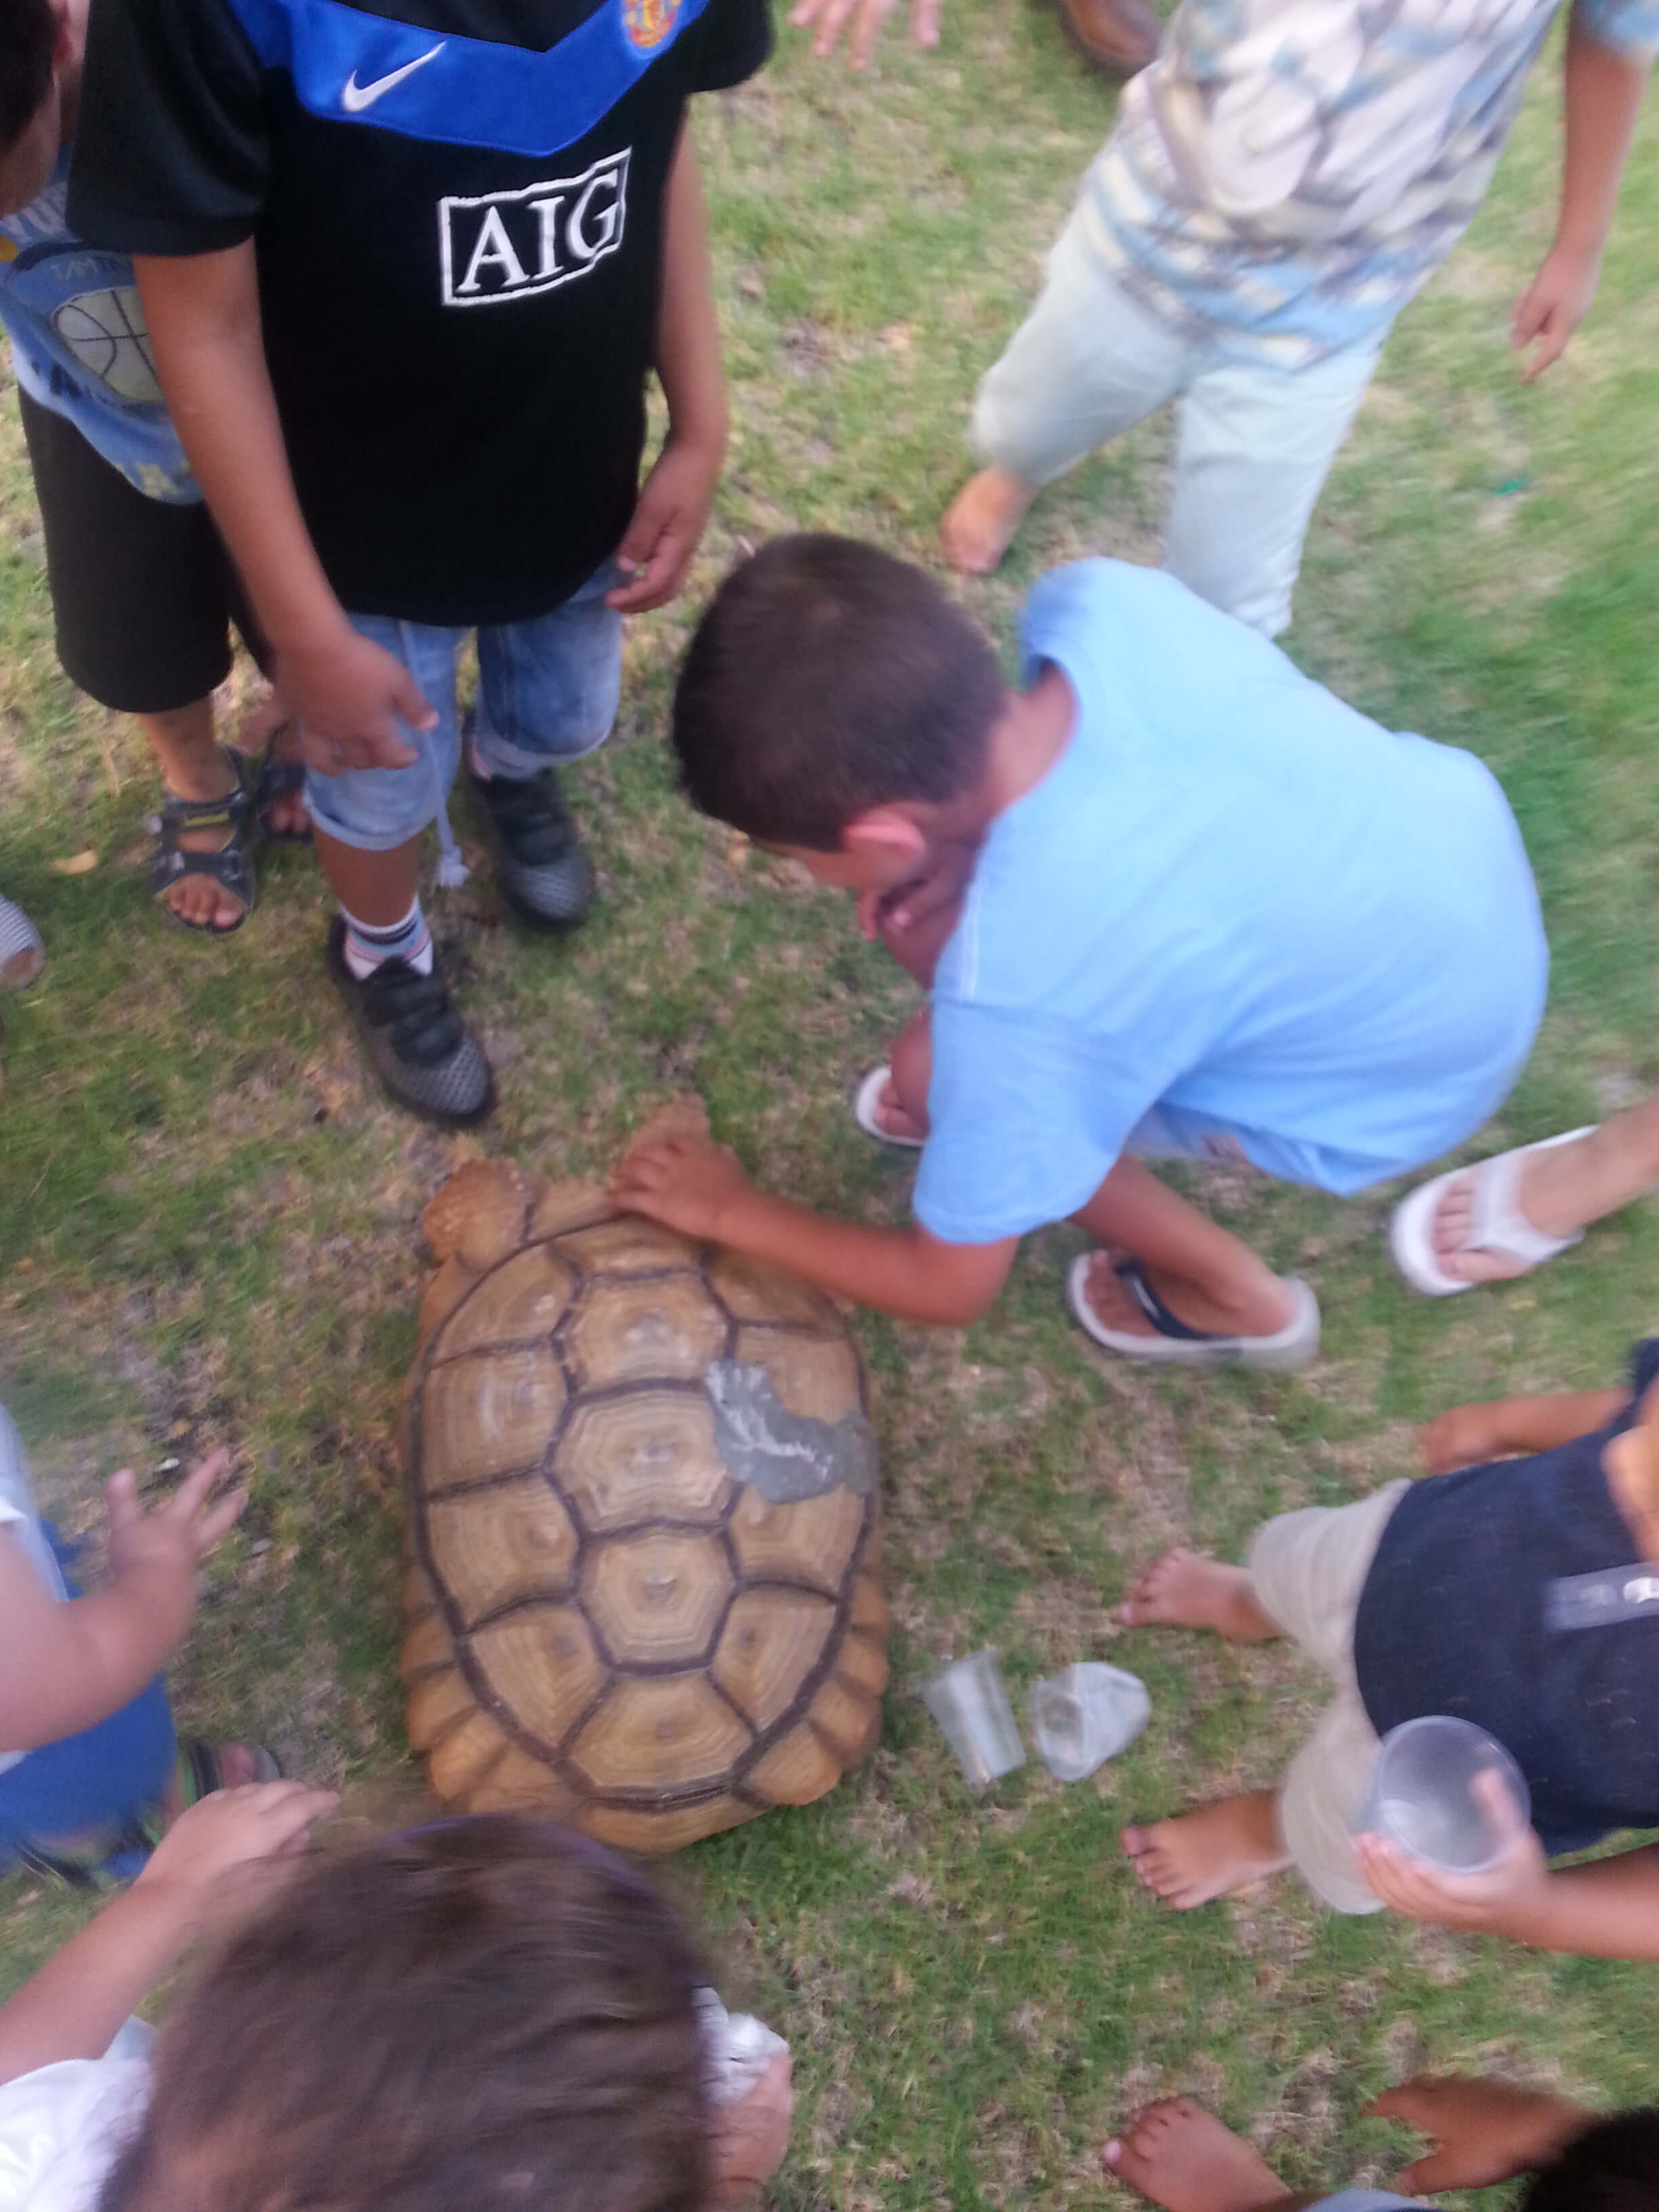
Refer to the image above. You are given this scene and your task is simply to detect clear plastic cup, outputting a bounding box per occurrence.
[919,1650,1025,1792]
[1356,1715,1532,1875]
[1029,1662,1151,1782]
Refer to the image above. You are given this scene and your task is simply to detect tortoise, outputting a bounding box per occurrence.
[401,1147,890,1851]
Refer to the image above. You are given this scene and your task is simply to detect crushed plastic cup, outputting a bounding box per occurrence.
[919,1650,1025,1792]
[1028,1662,1151,1782]
[1356,1715,1532,1875]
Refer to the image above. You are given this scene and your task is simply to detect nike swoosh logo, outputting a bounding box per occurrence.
[342,41,447,112]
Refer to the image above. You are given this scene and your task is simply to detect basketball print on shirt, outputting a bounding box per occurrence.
[49,284,163,404]
[439,151,630,306]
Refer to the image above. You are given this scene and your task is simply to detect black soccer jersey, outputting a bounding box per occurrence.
[68,0,770,623]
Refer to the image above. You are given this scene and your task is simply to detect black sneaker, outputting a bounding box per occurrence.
[326,918,495,1127]
[467,760,596,933]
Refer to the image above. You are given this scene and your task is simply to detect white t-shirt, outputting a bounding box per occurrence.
[0,1408,69,1780]
[0,2031,150,2212]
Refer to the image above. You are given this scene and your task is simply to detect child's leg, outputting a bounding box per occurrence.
[470,567,622,931]
[0,1671,176,1864]
[306,621,493,1125]
[1072,1158,1296,1340]
[1122,1487,1408,1912]
[941,211,1192,574]
[1163,337,1385,636]
[15,388,270,933]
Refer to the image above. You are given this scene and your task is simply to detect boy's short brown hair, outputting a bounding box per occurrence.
[100,1816,712,2212]
[673,534,1006,850]
[0,0,56,157]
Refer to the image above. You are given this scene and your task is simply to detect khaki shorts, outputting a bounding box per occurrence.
[1246,1480,1411,1914]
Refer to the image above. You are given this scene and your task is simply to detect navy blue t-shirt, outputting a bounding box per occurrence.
[1354,1340,1659,1857]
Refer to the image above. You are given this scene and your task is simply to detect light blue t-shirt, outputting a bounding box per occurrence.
[0,152,196,502]
[1314,2196,1427,2212]
[913,562,1547,1247]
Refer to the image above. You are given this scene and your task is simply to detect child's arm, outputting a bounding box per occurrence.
[0,1453,245,1754]
[613,1127,1017,1324]
[133,245,434,772]
[1513,12,1653,380]
[1420,1389,1629,1474]
[1355,1827,1659,1959]
[0,1782,337,2086]
[607,126,727,615]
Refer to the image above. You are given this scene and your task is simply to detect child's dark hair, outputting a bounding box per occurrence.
[100,1816,712,2212]
[0,0,57,157]
[673,534,1005,849]
[1519,2109,1659,2211]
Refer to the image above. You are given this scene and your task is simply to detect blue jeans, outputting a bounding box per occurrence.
[306,563,623,851]
[0,1532,176,1861]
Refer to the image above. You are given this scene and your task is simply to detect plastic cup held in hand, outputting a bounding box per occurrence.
[920,1650,1025,1792]
[1357,1715,1531,1875]
[1029,1662,1151,1782]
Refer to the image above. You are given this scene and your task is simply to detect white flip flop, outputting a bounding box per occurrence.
[853,1065,924,1149]
[1389,1126,1595,1297]
[1067,1254,1320,1370]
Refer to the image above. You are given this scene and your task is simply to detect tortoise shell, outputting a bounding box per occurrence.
[401,1155,888,1852]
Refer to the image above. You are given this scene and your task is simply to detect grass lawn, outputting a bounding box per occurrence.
[3,5,1659,2205]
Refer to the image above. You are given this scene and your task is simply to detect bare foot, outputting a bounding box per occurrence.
[1122,1793,1290,1910]
[1080,1252,1295,1342]
[872,1072,928,1141]
[939,466,1036,574]
[1120,1549,1278,1641]
[1103,2097,1293,2212]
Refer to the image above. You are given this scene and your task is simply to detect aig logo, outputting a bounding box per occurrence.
[440,151,630,307]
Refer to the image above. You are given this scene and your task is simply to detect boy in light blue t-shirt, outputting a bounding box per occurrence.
[615,537,1547,1368]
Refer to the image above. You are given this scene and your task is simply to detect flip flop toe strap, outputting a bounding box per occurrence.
[1114,1259,1229,1343]
[1467,1145,1585,1268]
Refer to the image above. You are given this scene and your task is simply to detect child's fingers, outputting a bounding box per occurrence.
[192,1486,251,1555]
[850,0,897,66]
[607,525,690,613]
[163,1448,233,1523]
[104,1467,142,1536]
[909,0,942,45]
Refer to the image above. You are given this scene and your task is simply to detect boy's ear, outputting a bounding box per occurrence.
[841,808,929,873]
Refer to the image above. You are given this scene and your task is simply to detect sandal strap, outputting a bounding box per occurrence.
[1113,1259,1228,1343]
[1467,1134,1591,1268]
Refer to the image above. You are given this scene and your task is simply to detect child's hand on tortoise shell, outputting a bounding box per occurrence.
[612,1128,754,1243]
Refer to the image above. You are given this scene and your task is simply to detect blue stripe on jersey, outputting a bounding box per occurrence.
[228,0,712,155]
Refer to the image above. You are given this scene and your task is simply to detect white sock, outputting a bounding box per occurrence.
[342,898,434,979]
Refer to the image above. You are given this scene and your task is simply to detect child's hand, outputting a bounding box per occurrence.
[1355,1784,1549,1935]
[611,1128,753,1243]
[105,1450,249,1643]
[607,436,723,614]
[708,2051,794,2204]
[1419,1402,1503,1475]
[1513,241,1601,382]
[791,0,941,68]
[276,626,432,775]
[1365,2074,1586,2195]
[136,1781,340,1919]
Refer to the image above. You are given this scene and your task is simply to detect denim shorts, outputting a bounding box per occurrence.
[306,562,623,852]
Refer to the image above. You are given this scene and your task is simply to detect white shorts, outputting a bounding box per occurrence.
[972,201,1386,638]
[1246,1481,1411,1914]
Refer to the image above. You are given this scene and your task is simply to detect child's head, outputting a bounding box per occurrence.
[100,1816,713,2212]
[0,0,67,218]
[1520,2109,1659,2212]
[673,533,1005,887]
